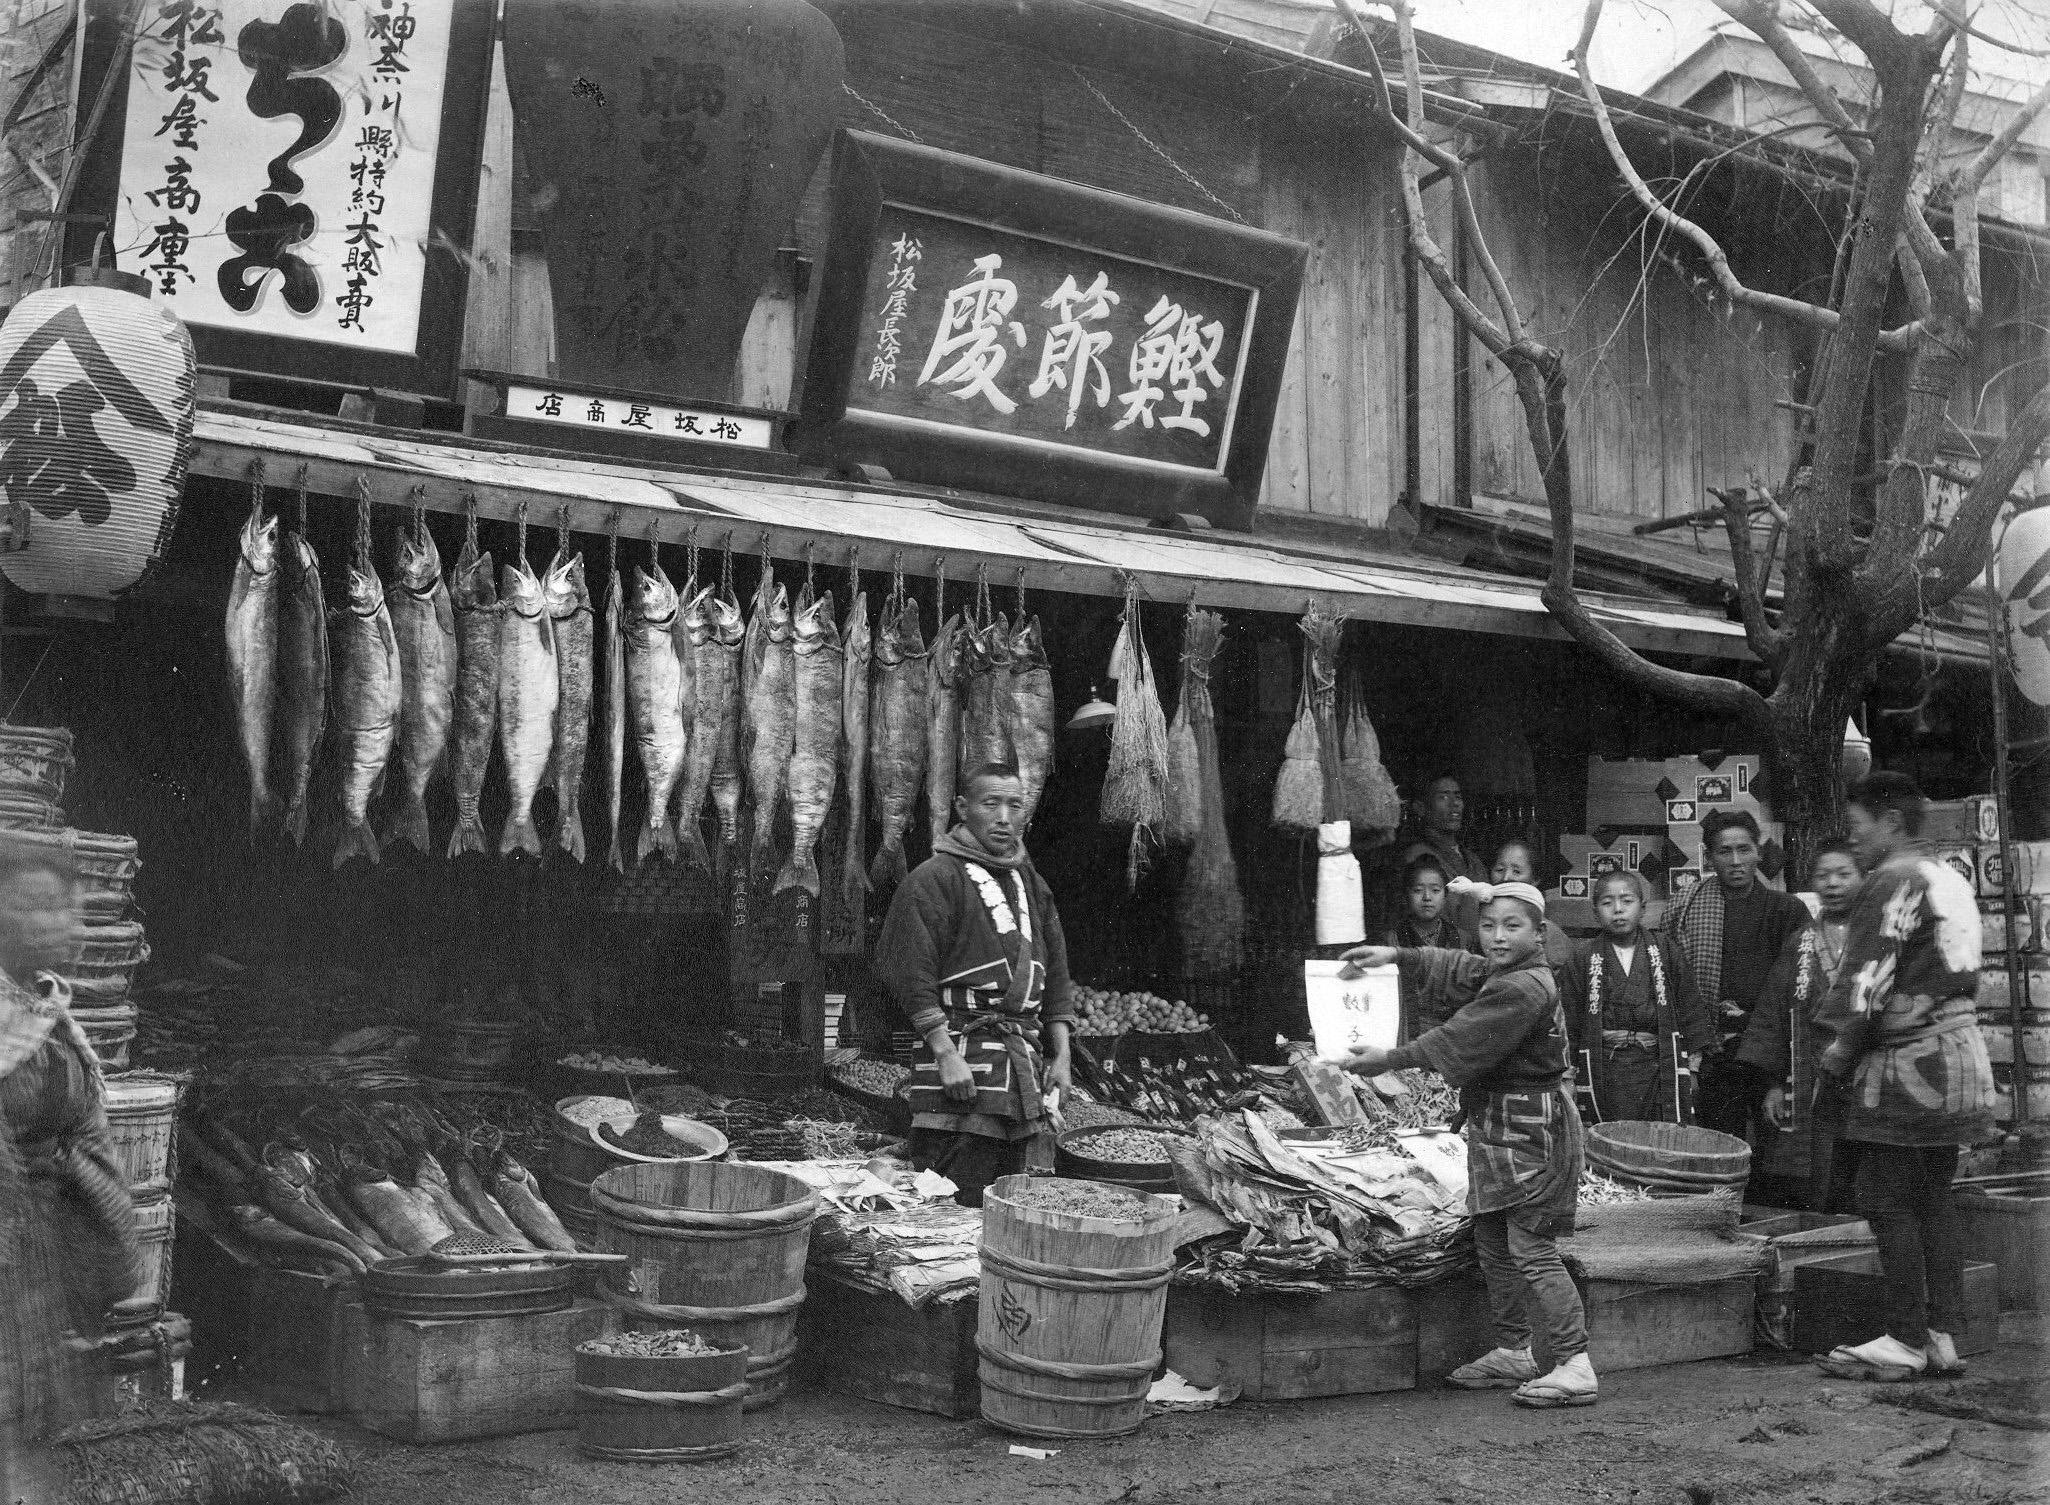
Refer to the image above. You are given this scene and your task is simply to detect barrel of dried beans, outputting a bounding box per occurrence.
[976,1174,1178,1439]
[590,1162,819,1410]
[575,1343,749,1461]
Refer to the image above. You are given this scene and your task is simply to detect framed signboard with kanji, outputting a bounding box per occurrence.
[797,132,1307,530]
[68,0,495,400]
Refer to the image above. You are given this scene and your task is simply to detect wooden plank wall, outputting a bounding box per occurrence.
[1956,243,2050,443]
[1415,145,1805,522]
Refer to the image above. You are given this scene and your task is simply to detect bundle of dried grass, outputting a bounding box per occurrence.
[1271,667,1323,834]
[1301,607,1345,823]
[59,1401,353,1505]
[1175,609,1244,974]
[1162,619,1204,847]
[1101,590,1167,831]
[1340,700,1402,842]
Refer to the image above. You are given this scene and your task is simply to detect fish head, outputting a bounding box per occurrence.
[501,558,547,618]
[286,531,322,589]
[451,547,497,608]
[633,564,679,624]
[394,526,443,595]
[894,597,926,658]
[765,583,793,643]
[710,590,745,645]
[543,550,588,616]
[681,584,714,644]
[346,565,386,617]
[1012,614,1047,668]
[239,506,279,574]
[793,589,840,654]
[933,614,963,679]
[844,593,871,657]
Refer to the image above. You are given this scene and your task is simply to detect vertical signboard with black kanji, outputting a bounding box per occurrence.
[800,132,1307,530]
[73,0,494,398]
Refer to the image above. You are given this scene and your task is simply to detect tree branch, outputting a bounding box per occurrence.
[1808,0,1919,69]
[1713,485,1790,669]
[1959,74,2050,196]
[1878,379,2050,638]
[1714,0,1871,167]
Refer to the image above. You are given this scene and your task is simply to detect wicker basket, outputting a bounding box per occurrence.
[4,828,140,917]
[73,1003,138,1068]
[0,792,60,830]
[68,919,149,990]
[1588,1120,1750,1195]
[0,724,73,804]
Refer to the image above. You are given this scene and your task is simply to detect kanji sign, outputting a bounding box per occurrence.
[78,0,494,397]
[504,383,774,449]
[802,133,1305,530]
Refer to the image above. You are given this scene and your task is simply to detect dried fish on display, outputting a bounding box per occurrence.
[923,612,963,850]
[1008,615,1055,829]
[867,597,928,887]
[276,525,330,849]
[958,612,1014,776]
[545,546,595,862]
[676,584,745,876]
[496,556,560,858]
[745,580,797,876]
[225,486,278,836]
[331,563,403,868]
[624,563,687,864]
[839,590,873,906]
[444,530,501,859]
[776,589,844,896]
[1174,608,1242,975]
[385,519,457,857]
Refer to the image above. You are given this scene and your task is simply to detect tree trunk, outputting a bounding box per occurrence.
[1760,608,1874,881]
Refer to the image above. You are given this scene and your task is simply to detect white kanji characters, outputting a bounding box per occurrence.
[917,254,1027,414]
[1114,295,1227,436]
[1027,271,1121,429]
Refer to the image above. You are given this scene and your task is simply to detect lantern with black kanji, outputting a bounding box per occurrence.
[0,266,196,604]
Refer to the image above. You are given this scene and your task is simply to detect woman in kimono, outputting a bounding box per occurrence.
[1738,841,1864,1212]
[1339,881,1596,1408]
[1559,870,1715,1125]
[1,839,143,1505]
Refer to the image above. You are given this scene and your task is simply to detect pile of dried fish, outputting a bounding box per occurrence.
[581,1329,729,1358]
[1579,1171,1654,1206]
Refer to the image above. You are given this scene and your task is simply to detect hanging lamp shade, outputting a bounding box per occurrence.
[0,266,195,604]
[1067,685,1116,731]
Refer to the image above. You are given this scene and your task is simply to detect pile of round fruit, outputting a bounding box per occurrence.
[1072,987,1209,1037]
[557,1051,672,1075]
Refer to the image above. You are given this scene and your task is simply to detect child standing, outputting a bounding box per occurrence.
[1558,870,1714,1124]
[1340,882,1595,1408]
[1385,853,1474,952]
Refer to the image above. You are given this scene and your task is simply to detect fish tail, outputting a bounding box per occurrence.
[283,795,310,847]
[333,820,381,869]
[867,838,907,889]
[248,786,271,840]
[557,809,587,864]
[843,845,872,902]
[637,818,678,866]
[679,820,713,874]
[775,850,820,897]
[499,810,544,858]
[446,813,489,859]
[387,794,432,856]
[606,826,625,874]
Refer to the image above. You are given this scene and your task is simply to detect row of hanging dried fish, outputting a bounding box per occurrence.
[225,479,1056,889]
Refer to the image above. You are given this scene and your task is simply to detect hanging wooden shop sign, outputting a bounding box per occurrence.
[72,0,495,399]
[798,132,1306,531]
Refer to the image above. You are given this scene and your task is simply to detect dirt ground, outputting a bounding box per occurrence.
[317,1331,2049,1505]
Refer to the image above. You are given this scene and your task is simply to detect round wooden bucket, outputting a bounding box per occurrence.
[360,1257,573,1321]
[1589,1121,1750,1194]
[976,1175,1177,1440]
[591,1162,819,1410]
[118,1193,175,1325]
[575,1342,749,1461]
[551,1096,634,1240]
[102,1072,182,1196]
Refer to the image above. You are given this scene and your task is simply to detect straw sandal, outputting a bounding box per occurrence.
[1446,1347,1540,1390]
[1923,1332,1966,1378]
[1815,1335,1929,1383]
[1511,1354,1599,1409]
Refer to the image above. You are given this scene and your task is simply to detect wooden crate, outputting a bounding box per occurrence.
[1957,1174,2050,1312]
[798,1274,979,1419]
[1412,1274,1496,1387]
[1793,1254,2000,1357]
[1163,1284,1415,1400]
[1574,1277,1755,1373]
[1739,1212,1874,1349]
[341,1297,616,1444]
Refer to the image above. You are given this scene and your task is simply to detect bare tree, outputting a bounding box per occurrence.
[1336,0,2050,862]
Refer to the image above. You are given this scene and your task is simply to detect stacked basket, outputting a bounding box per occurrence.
[0,725,148,1067]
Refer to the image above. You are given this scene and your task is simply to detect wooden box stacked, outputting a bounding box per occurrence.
[340,1297,616,1444]
[1412,1268,1754,1378]
[1792,1254,1999,1356]
[1737,1212,1873,1348]
[1162,1284,1415,1400]
[1956,1174,2050,1313]
[799,1274,979,1418]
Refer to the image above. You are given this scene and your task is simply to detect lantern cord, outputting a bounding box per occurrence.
[514,500,528,570]
[293,466,309,535]
[462,491,479,555]
[353,477,373,574]
[247,458,266,522]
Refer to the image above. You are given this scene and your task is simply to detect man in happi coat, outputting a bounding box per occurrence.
[1813,773,1995,1383]
[874,763,1075,1207]
[1665,809,1810,1150]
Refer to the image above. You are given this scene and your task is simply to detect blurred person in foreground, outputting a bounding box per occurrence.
[1739,840,1867,1213]
[0,839,143,1504]
[875,764,1075,1207]
[1338,880,1595,1408]
[1814,774,1995,1383]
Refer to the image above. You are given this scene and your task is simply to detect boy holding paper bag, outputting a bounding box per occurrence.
[1338,879,1595,1408]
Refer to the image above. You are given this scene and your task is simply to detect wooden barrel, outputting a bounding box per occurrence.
[591,1162,819,1410]
[576,1342,749,1461]
[976,1175,1177,1439]
[551,1096,634,1241]
[1588,1121,1749,1189]
[360,1256,574,1321]
[102,1072,182,1196]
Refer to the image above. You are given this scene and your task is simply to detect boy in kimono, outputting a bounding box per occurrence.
[874,764,1076,1206]
[1337,881,1595,1408]
[1559,870,1714,1125]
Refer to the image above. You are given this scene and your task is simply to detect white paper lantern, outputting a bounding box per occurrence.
[0,268,195,602]
[1993,494,2050,707]
[1840,716,1872,783]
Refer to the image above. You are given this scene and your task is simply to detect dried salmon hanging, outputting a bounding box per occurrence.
[1175,609,1243,974]
[1271,645,1323,835]
[1161,604,1203,848]
[1100,584,1166,833]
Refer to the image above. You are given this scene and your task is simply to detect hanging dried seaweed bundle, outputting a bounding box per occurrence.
[1176,609,1244,974]
[1101,588,1167,831]
[1162,614,1204,847]
[1340,696,1402,843]
[1271,658,1324,835]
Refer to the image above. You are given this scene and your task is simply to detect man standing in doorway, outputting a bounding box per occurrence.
[1402,775,1489,940]
[1667,810,1810,1144]
[874,764,1076,1207]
